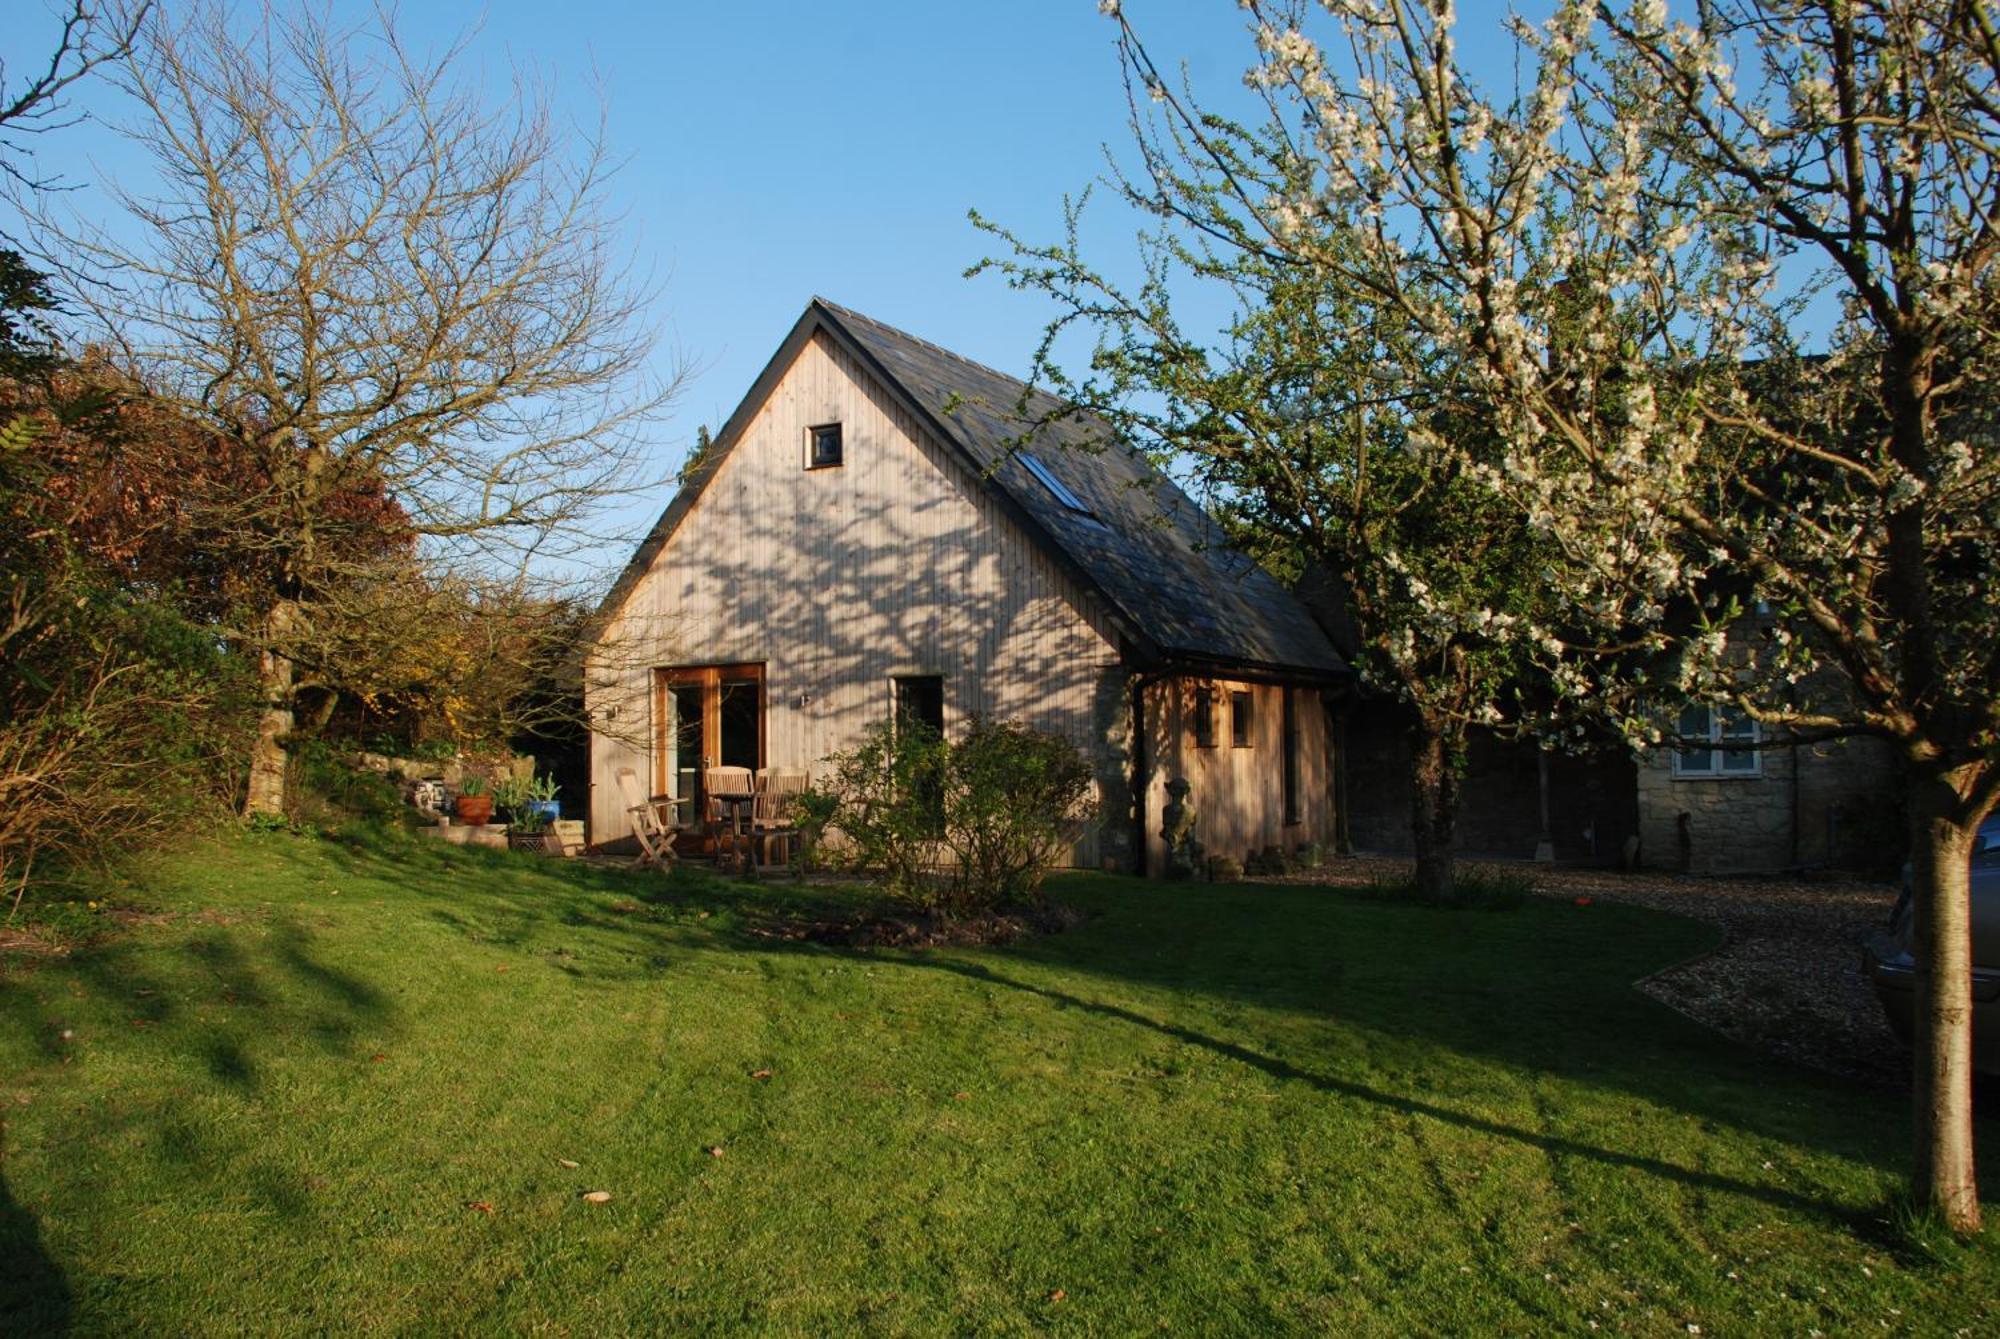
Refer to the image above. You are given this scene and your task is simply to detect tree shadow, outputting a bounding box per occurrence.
[895,951,1884,1234]
[0,1138,70,1335]
[307,825,872,979]
[0,881,400,1127]
[702,870,2000,1228]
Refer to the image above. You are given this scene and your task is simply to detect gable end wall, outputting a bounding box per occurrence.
[587,330,1132,863]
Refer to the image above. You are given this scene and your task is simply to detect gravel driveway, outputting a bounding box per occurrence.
[1257,855,1906,1087]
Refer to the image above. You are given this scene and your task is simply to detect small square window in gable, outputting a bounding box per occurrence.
[807,422,843,469]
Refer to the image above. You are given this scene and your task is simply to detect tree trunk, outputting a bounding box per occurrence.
[1907,762,1982,1233]
[1409,712,1462,901]
[243,601,298,818]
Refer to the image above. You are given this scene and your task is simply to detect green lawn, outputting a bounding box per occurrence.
[2,827,1994,1335]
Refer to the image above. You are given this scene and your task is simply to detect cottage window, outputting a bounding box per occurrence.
[807,422,843,469]
[1192,687,1216,748]
[1672,704,1760,777]
[893,674,944,739]
[1282,689,1302,824]
[1230,691,1253,748]
[893,675,945,831]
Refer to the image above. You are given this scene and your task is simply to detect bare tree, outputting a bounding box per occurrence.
[0,1,151,190]
[14,1,682,815]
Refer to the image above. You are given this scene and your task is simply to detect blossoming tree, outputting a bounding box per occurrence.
[975,144,1577,903]
[1035,0,1997,1231]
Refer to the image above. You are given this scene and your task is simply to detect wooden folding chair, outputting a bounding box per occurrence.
[615,767,683,870]
[751,770,810,875]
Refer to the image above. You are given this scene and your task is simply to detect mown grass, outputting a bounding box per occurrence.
[2,824,1995,1334]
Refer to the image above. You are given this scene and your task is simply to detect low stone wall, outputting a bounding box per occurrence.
[353,751,534,789]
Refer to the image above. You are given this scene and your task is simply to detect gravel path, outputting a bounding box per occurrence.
[1256,855,1906,1088]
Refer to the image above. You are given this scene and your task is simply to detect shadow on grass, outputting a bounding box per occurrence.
[308,826,871,975]
[897,952,1886,1235]
[304,834,1991,1195]
[0,1154,68,1336]
[0,860,399,1113]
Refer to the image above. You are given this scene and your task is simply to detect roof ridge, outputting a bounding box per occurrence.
[811,296,1063,416]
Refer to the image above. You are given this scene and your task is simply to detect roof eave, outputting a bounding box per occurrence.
[1131,648,1353,686]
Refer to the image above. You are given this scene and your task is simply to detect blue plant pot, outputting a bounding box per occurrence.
[524,799,561,825]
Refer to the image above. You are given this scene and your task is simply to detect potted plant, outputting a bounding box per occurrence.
[454,773,493,826]
[523,773,561,828]
[506,793,558,853]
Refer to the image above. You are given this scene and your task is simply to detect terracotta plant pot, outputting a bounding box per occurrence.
[454,794,493,826]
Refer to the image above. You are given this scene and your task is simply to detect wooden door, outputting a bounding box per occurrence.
[655,664,765,854]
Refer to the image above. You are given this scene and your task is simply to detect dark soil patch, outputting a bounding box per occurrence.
[756,900,1087,950]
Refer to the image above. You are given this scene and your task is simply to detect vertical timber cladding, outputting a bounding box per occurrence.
[588,328,1126,858]
[1141,674,1333,873]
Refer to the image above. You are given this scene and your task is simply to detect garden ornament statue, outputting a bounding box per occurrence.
[410,779,448,823]
[1161,776,1203,880]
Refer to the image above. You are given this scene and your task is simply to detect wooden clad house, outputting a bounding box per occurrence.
[585,298,1348,873]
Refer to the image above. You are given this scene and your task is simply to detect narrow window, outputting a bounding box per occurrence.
[893,674,944,739]
[1716,706,1760,773]
[1231,691,1254,748]
[1192,686,1216,748]
[807,422,843,469]
[1282,688,1302,824]
[1673,704,1714,774]
[893,675,945,831]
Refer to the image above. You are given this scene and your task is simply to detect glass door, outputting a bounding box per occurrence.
[655,664,765,854]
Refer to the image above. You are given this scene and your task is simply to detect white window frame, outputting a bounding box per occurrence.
[1671,703,1762,778]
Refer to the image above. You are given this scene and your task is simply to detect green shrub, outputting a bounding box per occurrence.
[1,574,254,910]
[820,723,946,899]
[792,788,840,872]
[286,740,404,831]
[941,718,1094,909]
[819,718,1095,915]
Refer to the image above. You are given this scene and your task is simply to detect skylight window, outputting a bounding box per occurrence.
[1018,452,1097,518]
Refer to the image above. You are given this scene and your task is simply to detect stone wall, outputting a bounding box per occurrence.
[1631,611,1908,876]
[1634,733,1903,875]
[352,751,535,789]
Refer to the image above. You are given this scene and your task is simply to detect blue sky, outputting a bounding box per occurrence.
[0,1,1582,574]
[4,1,1261,567]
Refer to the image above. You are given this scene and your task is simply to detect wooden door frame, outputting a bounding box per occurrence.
[653,663,766,851]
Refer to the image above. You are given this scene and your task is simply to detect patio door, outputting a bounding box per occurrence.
[656,664,764,853]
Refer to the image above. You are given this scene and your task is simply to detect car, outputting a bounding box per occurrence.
[1864,815,2000,1074]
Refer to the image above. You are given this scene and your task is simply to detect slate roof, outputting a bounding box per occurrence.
[602,298,1347,680]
